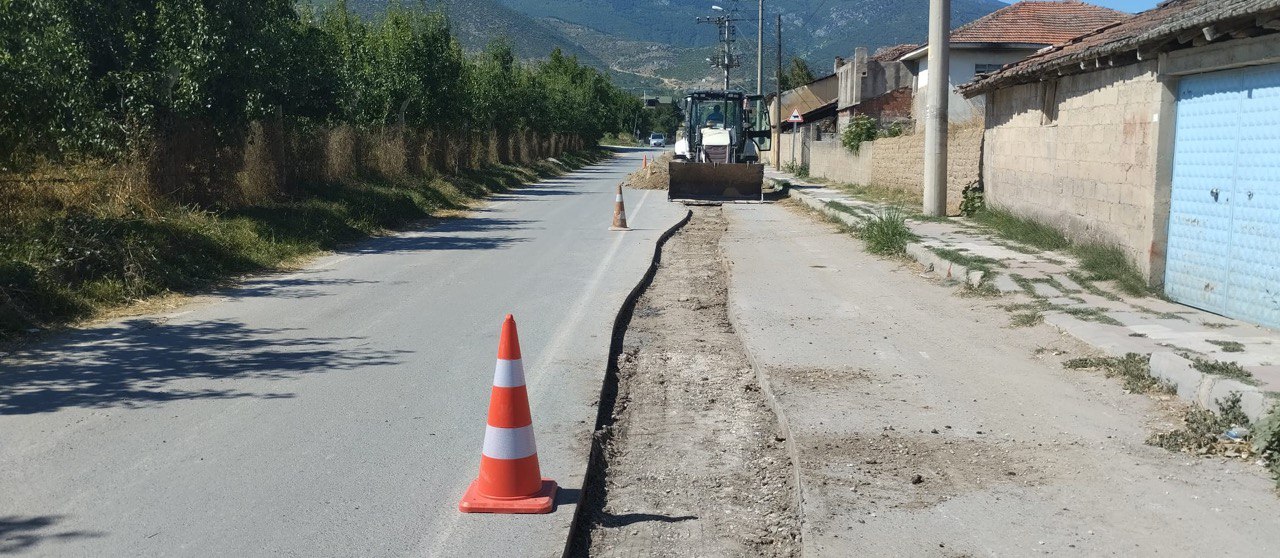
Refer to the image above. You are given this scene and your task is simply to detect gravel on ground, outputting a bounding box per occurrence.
[577,205,800,557]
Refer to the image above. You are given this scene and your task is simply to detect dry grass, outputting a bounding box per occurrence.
[0,123,602,340]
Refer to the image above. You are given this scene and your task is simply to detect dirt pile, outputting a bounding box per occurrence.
[620,152,672,190]
[574,206,799,557]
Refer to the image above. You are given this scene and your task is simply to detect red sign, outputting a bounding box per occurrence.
[786,109,803,123]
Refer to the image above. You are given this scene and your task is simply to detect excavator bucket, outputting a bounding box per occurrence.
[668,161,764,202]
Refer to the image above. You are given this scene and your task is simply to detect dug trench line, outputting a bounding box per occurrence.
[566,206,800,557]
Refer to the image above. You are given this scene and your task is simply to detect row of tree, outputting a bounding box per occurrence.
[0,0,643,171]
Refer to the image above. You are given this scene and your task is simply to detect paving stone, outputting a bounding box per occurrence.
[1030,282,1063,298]
[1052,274,1083,292]
[992,274,1023,294]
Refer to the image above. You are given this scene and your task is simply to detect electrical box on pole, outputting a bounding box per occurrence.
[697,4,742,91]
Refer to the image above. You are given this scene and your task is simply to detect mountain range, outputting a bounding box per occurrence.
[337,0,1009,93]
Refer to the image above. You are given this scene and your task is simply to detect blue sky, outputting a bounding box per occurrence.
[1002,0,1159,13]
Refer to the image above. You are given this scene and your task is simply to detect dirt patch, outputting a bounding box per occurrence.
[620,152,672,190]
[770,366,872,394]
[575,206,799,557]
[802,432,1046,514]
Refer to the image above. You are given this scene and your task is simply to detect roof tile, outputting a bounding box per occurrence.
[948,0,1129,45]
[964,0,1280,93]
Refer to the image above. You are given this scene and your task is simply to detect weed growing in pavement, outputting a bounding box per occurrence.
[1203,322,1231,329]
[1207,340,1246,353]
[1132,304,1188,321]
[1064,353,1174,394]
[971,208,1153,297]
[1148,393,1252,457]
[1074,244,1151,297]
[857,207,916,256]
[958,282,1001,298]
[971,208,1070,251]
[1011,311,1044,327]
[1063,306,1124,326]
[929,247,1002,273]
[1187,356,1257,384]
[1069,271,1124,301]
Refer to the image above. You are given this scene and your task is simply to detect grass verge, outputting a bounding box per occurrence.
[0,149,609,340]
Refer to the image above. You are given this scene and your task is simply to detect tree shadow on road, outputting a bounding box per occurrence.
[0,515,103,554]
[0,318,409,415]
[348,215,533,254]
[227,275,380,300]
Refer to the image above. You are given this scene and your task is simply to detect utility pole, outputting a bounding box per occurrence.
[698,5,741,91]
[923,0,950,217]
[774,14,782,170]
[756,0,764,94]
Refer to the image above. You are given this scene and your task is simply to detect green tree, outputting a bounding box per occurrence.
[779,56,815,91]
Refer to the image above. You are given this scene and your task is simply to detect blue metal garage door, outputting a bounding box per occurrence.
[1167,64,1280,329]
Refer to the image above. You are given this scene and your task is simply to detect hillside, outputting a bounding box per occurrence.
[498,0,1007,62]
[326,0,1009,91]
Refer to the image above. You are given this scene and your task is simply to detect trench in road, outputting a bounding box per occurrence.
[567,206,800,557]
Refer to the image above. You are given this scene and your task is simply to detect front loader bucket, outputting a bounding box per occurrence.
[668,161,764,202]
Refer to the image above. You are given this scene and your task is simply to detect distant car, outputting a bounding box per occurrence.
[649,133,666,147]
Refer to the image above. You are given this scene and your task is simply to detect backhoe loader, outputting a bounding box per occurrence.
[669,90,773,201]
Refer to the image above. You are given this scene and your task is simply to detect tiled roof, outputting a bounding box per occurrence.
[871,44,919,62]
[948,1,1129,45]
[963,0,1280,94]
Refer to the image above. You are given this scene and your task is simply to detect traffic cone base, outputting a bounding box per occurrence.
[458,478,557,514]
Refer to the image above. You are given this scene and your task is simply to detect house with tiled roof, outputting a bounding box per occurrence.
[898,0,1129,123]
[961,0,1280,330]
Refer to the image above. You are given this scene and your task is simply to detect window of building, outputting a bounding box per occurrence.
[1040,79,1059,126]
[975,63,1005,75]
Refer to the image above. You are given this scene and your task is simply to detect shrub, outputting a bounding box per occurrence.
[840,114,878,153]
[782,161,809,178]
[959,180,985,217]
[858,207,915,256]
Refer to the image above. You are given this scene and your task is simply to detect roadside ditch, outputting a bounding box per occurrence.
[566,205,800,557]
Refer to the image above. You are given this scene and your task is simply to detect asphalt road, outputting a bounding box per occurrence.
[0,148,683,557]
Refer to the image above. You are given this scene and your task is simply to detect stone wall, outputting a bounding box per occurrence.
[774,124,982,215]
[982,61,1164,278]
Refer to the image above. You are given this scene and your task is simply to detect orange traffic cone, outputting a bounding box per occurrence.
[610,183,630,231]
[642,154,648,169]
[459,315,557,514]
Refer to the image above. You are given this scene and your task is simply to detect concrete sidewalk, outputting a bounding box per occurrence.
[721,201,1280,557]
[776,170,1280,422]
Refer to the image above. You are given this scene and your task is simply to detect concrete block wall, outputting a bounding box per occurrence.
[869,127,981,215]
[982,61,1163,278]
[772,123,982,215]
[807,139,873,185]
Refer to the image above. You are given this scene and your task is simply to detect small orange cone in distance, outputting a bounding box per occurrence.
[458,315,557,514]
[642,154,648,168]
[610,182,630,231]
